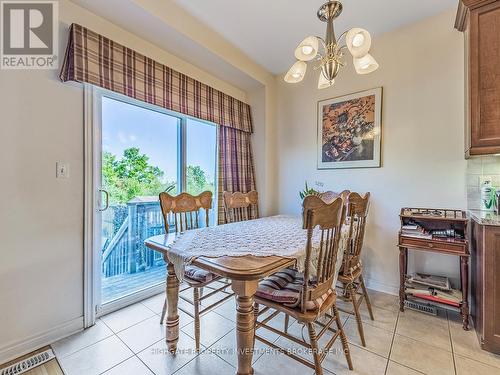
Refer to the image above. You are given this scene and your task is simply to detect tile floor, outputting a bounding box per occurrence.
[51,289,500,375]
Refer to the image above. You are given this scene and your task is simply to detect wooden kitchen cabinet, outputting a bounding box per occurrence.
[456,0,500,157]
[470,215,500,354]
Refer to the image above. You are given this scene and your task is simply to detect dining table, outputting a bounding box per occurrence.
[144,215,348,375]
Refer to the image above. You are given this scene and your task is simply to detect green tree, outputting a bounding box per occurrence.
[186,165,215,195]
[103,147,174,204]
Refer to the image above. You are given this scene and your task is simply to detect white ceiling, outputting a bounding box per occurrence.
[174,0,458,74]
[70,0,457,91]
[70,0,262,91]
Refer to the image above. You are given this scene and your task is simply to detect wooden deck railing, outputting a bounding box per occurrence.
[102,198,166,278]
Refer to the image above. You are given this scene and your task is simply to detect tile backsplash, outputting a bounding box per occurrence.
[466,155,500,209]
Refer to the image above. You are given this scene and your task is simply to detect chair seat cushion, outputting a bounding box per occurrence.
[256,268,333,311]
[184,265,216,283]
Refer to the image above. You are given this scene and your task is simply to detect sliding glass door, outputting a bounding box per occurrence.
[91,89,217,316]
[186,118,218,225]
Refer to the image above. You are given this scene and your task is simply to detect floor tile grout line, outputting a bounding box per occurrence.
[100,310,158,335]
[447,310,458,375]
[392,331,455,354]
[94,330,138,375]
[52,329,115,360]
[141,300,162,315]
[57,291,468,375]
[453,353,500,371]
[168,342,213,375]
[389,360,427,375]
[54,316,138,361]
[136,355,157,375]
[346,340,391,361]
[392,310,454,354]
[350,315,397,335]
[109,332,169,375]
[447,313,500,370]
[383,309,399,375]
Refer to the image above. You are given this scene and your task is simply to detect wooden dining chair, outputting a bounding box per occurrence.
[254,195,353,375]
[222,190,259,223]
[336,192,373,347]
[158,191,234,351]
[318,190,350,204]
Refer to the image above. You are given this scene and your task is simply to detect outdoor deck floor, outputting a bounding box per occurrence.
[101,265,166,303]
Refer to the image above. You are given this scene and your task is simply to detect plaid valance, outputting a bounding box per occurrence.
[60,24,253,133]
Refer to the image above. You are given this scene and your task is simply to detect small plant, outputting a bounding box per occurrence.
[299,181,321,200]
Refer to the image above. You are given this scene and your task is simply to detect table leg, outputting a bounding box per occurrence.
[399,247,408,312]
[232,280,258,375]
[165,262,180,352]
[460,256,470,331]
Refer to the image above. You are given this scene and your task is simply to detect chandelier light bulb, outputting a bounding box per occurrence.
[284,61,307,83]
[302,45,314,55]
[294,36,319,61]
[353,53,379,75]
[346,28,372,58]
[352,33,365,47]
[286,1,379,88]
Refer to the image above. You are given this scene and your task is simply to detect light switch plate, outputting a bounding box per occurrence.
[56,162,69,178]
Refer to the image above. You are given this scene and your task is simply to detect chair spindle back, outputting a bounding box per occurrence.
[318,190,350,204]
[222,190,259,223]
[301,195,346,313]
[159,191,212,233]
[342,192,370,275]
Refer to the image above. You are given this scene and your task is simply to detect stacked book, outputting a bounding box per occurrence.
[401,223,432,239]
[405,273,462,307]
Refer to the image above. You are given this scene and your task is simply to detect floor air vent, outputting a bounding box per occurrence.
[0,348,55,375]
[404,300,438,316]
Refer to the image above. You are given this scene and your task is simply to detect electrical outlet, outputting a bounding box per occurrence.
[315,181,324,188]
[56,162,69,178]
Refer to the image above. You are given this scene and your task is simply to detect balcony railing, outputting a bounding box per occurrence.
[102,197,165,279]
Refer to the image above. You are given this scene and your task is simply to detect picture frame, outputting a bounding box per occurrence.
[317,87,382,169]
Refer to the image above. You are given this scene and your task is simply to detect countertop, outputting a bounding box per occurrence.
[468,210,500,226]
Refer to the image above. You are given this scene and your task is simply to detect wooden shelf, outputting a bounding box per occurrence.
[400,208,467,222]
[399,234,468,256]
[398,207,470,330]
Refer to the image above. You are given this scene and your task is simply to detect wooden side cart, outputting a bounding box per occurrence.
[398,208,470,330]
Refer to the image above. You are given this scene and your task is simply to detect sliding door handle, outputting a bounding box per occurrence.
[98,189,109,211]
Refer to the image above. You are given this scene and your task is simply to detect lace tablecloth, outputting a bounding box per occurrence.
[166,215,349,284]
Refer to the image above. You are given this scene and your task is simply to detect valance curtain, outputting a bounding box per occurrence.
[60,23,257,223]
[60,24,252,133]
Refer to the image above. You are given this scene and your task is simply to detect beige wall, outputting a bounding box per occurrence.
[275,9,467,293]
[0,0,261,362]
[0,2,468,363]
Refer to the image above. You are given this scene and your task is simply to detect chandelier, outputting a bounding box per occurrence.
[284,0,379,89]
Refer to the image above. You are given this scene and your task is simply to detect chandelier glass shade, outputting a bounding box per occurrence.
[284,0,379,89]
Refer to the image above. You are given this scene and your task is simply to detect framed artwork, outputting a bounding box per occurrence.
[317,87,382,169]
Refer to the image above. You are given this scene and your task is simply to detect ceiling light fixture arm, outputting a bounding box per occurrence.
[284,0,379,88]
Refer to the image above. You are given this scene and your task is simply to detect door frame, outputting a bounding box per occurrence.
[83,85,218,326]
[83,84,98,328]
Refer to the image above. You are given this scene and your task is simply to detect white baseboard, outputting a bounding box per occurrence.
[365,278,399,296]
[0,316,84,365]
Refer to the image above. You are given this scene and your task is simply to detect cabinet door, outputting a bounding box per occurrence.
[469,2,500,155]
[483,226,500,353]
